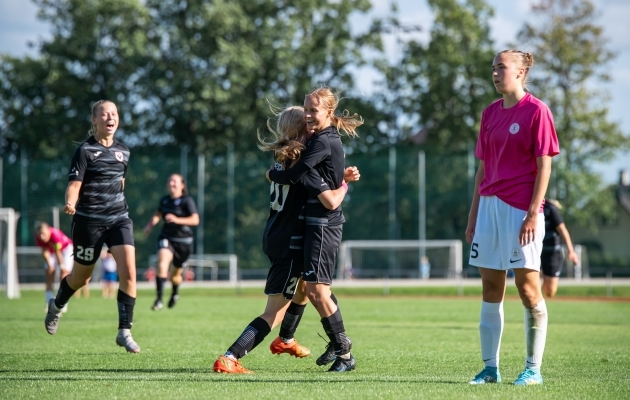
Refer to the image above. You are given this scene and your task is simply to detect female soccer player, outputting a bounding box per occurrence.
[35,222,73,311]
[44,100,141,353]
[144,173,199,310]
[465,50,559,385]
[213,106,359,374]
[267,88,363,373]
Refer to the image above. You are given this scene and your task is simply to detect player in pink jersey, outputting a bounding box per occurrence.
[35,222,74,311]
[465,50,559,386]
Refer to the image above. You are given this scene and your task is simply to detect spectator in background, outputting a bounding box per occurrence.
[420,256,431,280]
[101,248,118,299]
[541,199,579,298]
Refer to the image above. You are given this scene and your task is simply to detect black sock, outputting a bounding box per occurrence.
[279,302,306,340]
[172,283,180,297]
[54,277,77,309]
[117,289,136,330]
[156,277,166,301]
[321,308,351,355]
[227,317,271,359]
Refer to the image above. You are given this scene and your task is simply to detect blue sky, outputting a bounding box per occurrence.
[0,0,628,184]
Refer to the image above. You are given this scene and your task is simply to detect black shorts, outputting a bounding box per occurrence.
[303,224,343,285]
[265,256,303,300]
[71,217,134,265]
[541,250,564,277]
[158,235,192,268]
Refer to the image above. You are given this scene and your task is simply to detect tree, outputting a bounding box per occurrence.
[516,0,630,229]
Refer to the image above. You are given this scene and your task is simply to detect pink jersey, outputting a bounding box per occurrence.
[476,93,559,212]
[35,227,72,252]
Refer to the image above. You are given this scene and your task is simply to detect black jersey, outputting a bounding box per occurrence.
[157,194,198,243]
[268,126,345,226]
[263,162,325,259]
[68,136,130,224]
[542,200,564,251]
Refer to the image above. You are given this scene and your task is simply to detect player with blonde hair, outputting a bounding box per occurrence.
[466,50,559,385]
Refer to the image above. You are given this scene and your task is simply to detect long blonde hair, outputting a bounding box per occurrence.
[257,105,306,164]
[306,87,363,138]
[87,100,114,136]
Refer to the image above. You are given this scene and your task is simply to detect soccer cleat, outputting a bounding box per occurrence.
[44,299,63,335]
[469,366,501,384]
[316,335,352,366]
[270,337,311,358]
[115,329,141,353]
[168,295,179,309]
[152,299,164,311]
[213,355,254,374]
[513,368,543,385]
[327,354,356,372]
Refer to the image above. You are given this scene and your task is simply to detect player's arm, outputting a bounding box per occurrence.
[53,244,64,267]
[64,181,82,215]
[465,161,484,244]
[556,223,579,264]
[41,249,54,270]
[164,213,199,226]
[317,167,360,210]
[143,211,163,236]
[520,155,553,245]
[65,145,87,215]
[268,137,328,185]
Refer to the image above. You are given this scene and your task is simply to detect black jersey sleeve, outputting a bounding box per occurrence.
[300,168,330,197]
[68,144,89,182]
[546,202,564,230]
[183,196,199,216]
[268,134,330,185]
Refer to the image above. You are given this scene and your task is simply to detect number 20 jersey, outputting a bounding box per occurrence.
[262,162,321,260]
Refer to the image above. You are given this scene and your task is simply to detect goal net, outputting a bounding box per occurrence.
[0,208,20,298]
[337,240,463,280]
[147,254,238,283]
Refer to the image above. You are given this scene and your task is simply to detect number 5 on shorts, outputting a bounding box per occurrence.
[470,243,479,259]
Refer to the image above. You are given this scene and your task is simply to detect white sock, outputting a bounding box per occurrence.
[45,290,54,303]
[479,301,504,368]
[224,351,237,360]
[281,337,295,344]
[525,299,548,370]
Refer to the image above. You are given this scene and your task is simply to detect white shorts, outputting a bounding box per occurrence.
[469,196,544,271]
[44,246,74,272]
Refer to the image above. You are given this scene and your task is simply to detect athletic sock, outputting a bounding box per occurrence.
[117,290,136,330]
[279,302,307,342]
[45,290,54,304]
[172,283,180,297]
[227,317,272,359]
[156,277,166,301]
[54,278,77,310]
[525,299,548,370]
[479,301,504,368]
[321,308,351,355]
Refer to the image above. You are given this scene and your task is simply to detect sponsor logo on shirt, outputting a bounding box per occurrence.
[509,123,520,134]
[94,151,102,157]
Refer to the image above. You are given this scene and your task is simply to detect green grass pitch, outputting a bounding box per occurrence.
[1,288,629,399]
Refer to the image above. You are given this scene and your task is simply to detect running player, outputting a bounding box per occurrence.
[144,173,199,310]
[465,50,559,385]
[213,106,359,374]
[267,88,363,372]
[44,100,141,353]
[541,198,579,298]
[35,222,73,312]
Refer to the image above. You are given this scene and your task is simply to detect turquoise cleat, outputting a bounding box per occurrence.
[469,367,501,384]
[513,368,543,385]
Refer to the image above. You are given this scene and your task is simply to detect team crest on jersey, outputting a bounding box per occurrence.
[509,123,520,134]
[511,248,520,257]
[115,151,124,162]
[174,199,181,205]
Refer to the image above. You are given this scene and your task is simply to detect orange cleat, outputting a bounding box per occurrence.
[269,337,311,358]
[213,355,254,374]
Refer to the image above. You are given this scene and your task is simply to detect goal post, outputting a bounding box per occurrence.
[337,240,463,280]
[0,208,20,299]
[148,253,238,283]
